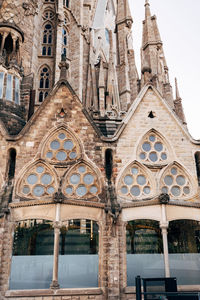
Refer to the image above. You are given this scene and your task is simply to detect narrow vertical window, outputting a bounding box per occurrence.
[8,148,16,180]
[62,28,67,57]
[195,152,200,185]
[63,0,69,7]
[6,73,13,101]
[42,23,53,56]
[105,149,113,183]
[0,72,4,98]
[14,77,20,104]
[105,29,110,44]
[38,66,50,103]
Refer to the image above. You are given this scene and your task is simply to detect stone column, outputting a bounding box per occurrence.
[50,204,61,289]
[160,204,170,277]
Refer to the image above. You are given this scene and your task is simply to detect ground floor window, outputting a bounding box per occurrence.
[9,219,99,290]
[168,220,200,285]
[126,219,200,286]
[126,220,164,286]
[58,219,99,288]
[10,220,54,290]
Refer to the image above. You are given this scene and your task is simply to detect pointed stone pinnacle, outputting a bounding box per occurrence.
[175,77,181,99]
[145,0,150,6]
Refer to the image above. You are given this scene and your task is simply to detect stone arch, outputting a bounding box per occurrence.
[15,160,59,200]
[62,160,102,200]
[136,129,173,167]
[40,125,83,164]
[116,160,156,201]
[159,161,197,200]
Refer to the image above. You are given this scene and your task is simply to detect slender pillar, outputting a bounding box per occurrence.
[50,203,61,289]
[160,204,170,277]
[0,32,8,54]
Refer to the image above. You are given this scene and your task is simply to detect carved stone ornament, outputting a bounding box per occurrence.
[22,0,38,16]
[159,193,170,204]
[81,25,90,44]
[54,187,65,203]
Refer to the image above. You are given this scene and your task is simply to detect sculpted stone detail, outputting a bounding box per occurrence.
[22,0,38,16]
[81,25,90,44]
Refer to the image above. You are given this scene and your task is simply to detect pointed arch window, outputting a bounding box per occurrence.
[117,162,155,200]
[137,131,170,166]
[42,23,53,56]
[160,163,193,199]
[42,128,81,163]
[63,162,100,199]
[18,162,58,199]
[38,66,51,103]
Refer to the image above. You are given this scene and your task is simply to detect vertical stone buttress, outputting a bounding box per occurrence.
[116,0,138,111]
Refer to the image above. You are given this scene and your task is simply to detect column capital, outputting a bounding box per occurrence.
[53,221,62,229]
[160,221,169,229]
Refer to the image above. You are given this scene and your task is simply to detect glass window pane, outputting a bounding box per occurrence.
[15,77,20,104]
[83,174,94,185]
[130,186,140,196]
[9,220,54,290]
[137,175,146,186]
[70,174,80,185]
[142,142,151,152]
[64,140,74,150]
[124,175,133,185]
[168,220,200,285]
[69,151,77,159]
[58,219,99,288]
[76,185,87,197]
[126,220,164,286]
[56,151,67,161]
[6,74,13,101]
[0,72,4,98]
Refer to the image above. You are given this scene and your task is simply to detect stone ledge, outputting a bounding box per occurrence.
[123,286,135,294]
[5,288,103,297]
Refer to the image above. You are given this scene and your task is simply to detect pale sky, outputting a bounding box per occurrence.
[129,0,200,140]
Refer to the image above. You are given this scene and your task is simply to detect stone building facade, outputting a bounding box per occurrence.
[0,0,200,299]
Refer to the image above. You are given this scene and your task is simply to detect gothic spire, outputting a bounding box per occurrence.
[141,0,174,107]
[116,0,133,27]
